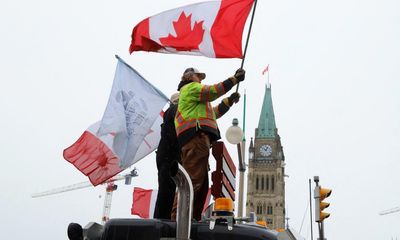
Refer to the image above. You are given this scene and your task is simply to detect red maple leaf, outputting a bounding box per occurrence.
[159,12,205,51]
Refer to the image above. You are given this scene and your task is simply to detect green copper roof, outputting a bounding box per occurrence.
[256,85,276,138]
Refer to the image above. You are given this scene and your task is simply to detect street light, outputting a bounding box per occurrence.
[226,118,243,144]
[225,118,246,218]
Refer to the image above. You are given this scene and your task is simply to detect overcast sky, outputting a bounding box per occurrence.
[1,0,399,239]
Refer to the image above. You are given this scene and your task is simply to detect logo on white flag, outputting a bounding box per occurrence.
[116,90,149,137]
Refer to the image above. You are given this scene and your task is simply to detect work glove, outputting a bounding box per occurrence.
[234,68,246,82]
[227,92,241,106]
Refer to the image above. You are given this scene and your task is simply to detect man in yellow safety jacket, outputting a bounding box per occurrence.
[171,67,245,221]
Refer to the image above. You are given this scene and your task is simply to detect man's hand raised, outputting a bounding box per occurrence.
[227,92,241,106]
[234,68,246,82]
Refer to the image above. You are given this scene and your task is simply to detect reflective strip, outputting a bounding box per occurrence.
[222,176,235,200]
[222,185,230,200]
[176,119,197,135]
[205,103,214,119]
[214,105,221,119]
[197,119,218,129]
[176,111,184,124]
[200,85,211,102]
[215,82,225,95]
[176,118,218,136]
[223,160,236,189]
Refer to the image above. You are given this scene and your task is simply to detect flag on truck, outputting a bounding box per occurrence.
[130,0,255,58]
[131,187,158,219]
[131,187,212,219]
[63,56,168,186]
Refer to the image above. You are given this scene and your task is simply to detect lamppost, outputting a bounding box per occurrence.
[226,118,246,218]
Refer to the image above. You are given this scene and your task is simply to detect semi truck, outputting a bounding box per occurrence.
[68,142,301,240]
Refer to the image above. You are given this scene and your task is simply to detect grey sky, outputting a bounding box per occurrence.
[1,0,399,239]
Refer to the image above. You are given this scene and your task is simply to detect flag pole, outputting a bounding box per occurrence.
[238,89,247,218]
[242,89,246,137]
[236,0,258,93]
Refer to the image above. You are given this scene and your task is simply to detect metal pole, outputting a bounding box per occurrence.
[236,0,258,92]
[237,92,247,218]
[238,167,245,217]
[314,176,324,240]
[309,179,314,240]
[237,142,245,218]
[238,140,246,218]
[320,221,325,240]
[171,163,194,240]
[242,90,246,137]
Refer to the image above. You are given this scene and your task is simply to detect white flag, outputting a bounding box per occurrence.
[97,56,168,168]
[64,56,168,185]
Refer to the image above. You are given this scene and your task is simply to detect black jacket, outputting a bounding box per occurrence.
[156,104,180,169]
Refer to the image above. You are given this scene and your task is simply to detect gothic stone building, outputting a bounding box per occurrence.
[246,85,285,229]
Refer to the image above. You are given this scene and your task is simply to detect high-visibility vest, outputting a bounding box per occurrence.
[175,79,235,146]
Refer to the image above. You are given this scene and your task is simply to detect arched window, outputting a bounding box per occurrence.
[256,202,262,215]
[256,175,259,191]
[261,176,264,190]
[267,203,273,215]
[263,202,266,214]
[272,175,275,192]
[266,175,269,191]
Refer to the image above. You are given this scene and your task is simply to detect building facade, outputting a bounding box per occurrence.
[246,85,286,229]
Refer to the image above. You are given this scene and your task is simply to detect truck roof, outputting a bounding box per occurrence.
[97,218,278,240]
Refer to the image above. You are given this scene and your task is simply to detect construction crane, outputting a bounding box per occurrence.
[379,206,400,216]
[32,168,138,224]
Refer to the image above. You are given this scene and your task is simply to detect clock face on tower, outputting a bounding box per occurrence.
[259,144,272,157]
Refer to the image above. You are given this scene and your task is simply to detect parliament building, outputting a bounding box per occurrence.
[246,85,286,229]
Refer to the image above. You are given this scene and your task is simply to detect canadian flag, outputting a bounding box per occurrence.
[63,57,168,186]
[130,0,255,58]
[131,188,159,219]
[262,64,269,75]
[131,188,212,219]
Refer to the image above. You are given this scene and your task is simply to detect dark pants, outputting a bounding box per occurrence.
[154,165,176,219]
[171,132,210,221]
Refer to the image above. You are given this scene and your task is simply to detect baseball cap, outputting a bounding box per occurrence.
[183,67,206,80]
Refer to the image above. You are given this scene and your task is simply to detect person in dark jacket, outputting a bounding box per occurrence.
[153,93,181,219]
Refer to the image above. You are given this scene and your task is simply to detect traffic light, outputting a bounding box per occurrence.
[314,186,332,222]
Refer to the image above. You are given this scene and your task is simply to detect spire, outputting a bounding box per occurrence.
[256,84,277,138]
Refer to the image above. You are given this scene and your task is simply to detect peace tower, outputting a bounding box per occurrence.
[246,85,286,229]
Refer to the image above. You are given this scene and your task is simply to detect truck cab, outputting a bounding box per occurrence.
[70,142,293,240]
